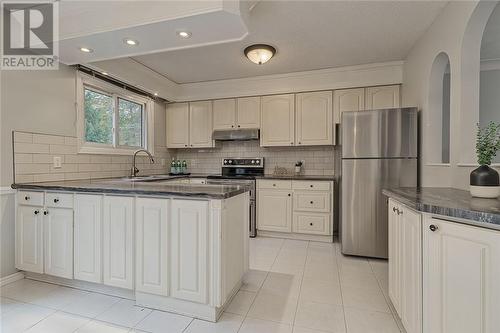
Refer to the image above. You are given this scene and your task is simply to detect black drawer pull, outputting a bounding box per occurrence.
[53,198,59,203]
[429,224,438,232]
[309,222,313,226]
[43,211,48,216]
[34,210,39,215]
[25,196,30,201]
[310,201,314,204]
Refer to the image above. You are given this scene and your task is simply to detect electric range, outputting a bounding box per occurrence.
[206,157,264,238]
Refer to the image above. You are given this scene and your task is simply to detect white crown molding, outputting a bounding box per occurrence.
[175,61,405,101]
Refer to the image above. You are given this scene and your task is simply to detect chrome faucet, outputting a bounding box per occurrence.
[131,149,155,177]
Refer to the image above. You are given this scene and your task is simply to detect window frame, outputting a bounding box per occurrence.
[76,72,154,156]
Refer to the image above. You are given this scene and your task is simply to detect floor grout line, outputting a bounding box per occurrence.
[290,240,310,332]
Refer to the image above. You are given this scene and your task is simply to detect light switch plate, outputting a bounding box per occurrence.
[53,156,62,168]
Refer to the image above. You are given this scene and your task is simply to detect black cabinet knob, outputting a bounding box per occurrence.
[392,207,397,212]
[288,193,291,197]
[310,185,313,188]
[429,224,438,232]
[237,125,241,128]
[25,196,30,201]
[43,211,48,216]
[310,201,314,204]
[54,198,59,203]
[34,210,39,215]
[309,223,313,226]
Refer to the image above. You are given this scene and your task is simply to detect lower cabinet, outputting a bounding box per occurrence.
[74,194,102,283]
[44,207,74,279]
[103,196,134,290]
[388,199,422,333]
[135,197,168,296]
[16,205,44,273]
[423,217,500,333]
[170,199,209,304]
[257,189,292,232]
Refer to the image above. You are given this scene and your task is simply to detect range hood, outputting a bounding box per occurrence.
[212,128,260,141]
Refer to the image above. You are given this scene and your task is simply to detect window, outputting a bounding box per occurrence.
[77,73,154,155]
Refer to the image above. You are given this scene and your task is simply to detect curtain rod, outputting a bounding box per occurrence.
[74,64,168,102]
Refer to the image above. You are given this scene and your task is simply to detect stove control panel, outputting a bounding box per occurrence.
[222,158,264,168]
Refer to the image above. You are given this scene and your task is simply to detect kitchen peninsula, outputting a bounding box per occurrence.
[11,178,250,322]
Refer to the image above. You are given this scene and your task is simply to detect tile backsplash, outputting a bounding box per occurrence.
[13,131,172,183]
[13,131,335,183]
[176,141,335,176]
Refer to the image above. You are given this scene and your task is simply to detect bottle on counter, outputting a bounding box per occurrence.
[181,160,188,174]
[170,158,177,174]
[175,159,182,174]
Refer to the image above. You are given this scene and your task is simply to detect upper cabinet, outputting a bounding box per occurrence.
[236,97,260,129]
[333,88,365,123]
[166,103,189,148]
[213,99,236,130]
[166,101,214,148]
[296,91,333,146]
[189,101,214,148]
[365,85,400,110]
[213,97,261,130]
[261,94,295,147]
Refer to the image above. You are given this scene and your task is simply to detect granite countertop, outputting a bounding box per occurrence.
[257,174,336,181]
[383,187,500,229]
[12,178,248,199]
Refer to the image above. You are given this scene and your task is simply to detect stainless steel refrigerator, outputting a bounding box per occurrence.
[340,108,418,258]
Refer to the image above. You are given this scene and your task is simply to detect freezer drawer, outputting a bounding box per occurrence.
[341,158,417,258]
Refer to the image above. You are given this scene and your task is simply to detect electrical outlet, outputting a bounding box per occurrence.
[53,156,62,168]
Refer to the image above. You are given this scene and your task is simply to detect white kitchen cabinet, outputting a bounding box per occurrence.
[166,103,189,148]
[423,217,500,333]
[103,196,134,290]
[136,197,168,296]
[365,85,400,110]
[257,188,292,232]
[388,199,422,333]
[189,101,214,148]
[236,96,261,129]
[170,199,209,304]
[261,94,295,147]
[43,207,73,279]
[213,99,236,130]
[296,91,333,146]
[16,205,44,273]
[333,88,365,123]
[74,194,102,283]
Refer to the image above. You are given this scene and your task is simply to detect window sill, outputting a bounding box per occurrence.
[78,145,153,156]
[457,163,500,168]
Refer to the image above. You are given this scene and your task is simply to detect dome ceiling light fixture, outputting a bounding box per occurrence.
[244,44,276,65]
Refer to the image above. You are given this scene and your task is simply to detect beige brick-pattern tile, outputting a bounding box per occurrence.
[33,133,65,145]
[14,142,50,154]
[14,132,33,143]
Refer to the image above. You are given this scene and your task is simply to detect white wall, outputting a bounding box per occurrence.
[402,1,499,189]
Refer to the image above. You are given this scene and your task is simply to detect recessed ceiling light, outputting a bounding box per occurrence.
[79,47,93,53]
[102,72,108,75]
[154,92,158,96]
[244,44,276,65]
[177,31,192,39]
[124,38,139,46]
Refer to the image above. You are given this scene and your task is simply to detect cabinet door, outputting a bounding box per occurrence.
[261,94,295,147]
[44,207,73,278]
[170,199,209,304]
[333,88,365,123]
[388,199,401,315]
[166,103,189,148]
[423,218,500,333]
[365,85,400,110]
[103,196,133,289]
[189,101,214,148]
[213,99,236,130]
[257,189,292,232]
[16,205,44,273]
[237,96,261,129]
[400,206,422,333]
[136,197,168,295]
[296,91,333,146]
[74,194,102,283]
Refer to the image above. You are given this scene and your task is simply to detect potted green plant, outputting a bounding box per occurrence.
[470,122,500,198]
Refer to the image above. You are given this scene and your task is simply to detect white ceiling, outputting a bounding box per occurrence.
[128,0,448,84]
[481,2,500,60]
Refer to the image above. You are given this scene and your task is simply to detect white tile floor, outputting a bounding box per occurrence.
[0,237,404,333]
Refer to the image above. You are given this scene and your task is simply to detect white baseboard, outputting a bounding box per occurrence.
[258,230,334,243]
[0,272,24,287]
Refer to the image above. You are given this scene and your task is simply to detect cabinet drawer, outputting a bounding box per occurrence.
[46,192,74,208]
[257,179,292,190]
[293,191,330,213]
[293,213,331,235]
[292,181,331,191]
[17,191,44,206]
